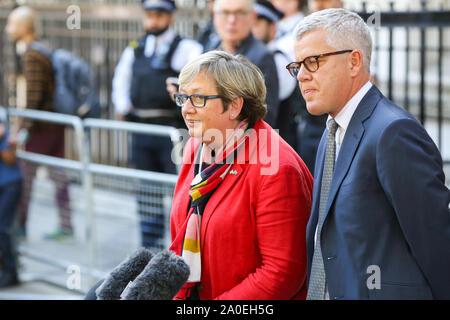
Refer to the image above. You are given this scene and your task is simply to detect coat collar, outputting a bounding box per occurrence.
[173,120,275,250]
[199,120,270,247]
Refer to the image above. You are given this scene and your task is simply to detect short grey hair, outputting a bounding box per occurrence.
[179,50,267,125]
[293,8,372,73]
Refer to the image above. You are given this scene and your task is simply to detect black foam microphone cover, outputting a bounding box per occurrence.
[122,249,190,300]
[95,247,154,300]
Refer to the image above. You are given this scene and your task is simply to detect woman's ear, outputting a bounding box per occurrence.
[229,97,244,120]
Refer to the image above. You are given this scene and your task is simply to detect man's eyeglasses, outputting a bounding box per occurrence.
[215,10,251,20]
[174,93,223,108]
[285,50,353,78]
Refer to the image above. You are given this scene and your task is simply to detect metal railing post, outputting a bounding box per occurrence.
[81,127,97,289]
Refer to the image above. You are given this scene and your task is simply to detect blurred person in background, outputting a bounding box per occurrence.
[169,50,313,299]
[197,0,220,52]
[112,0,202,249]
[272,0,307,40]
[5,6,73,240]
[269,0,327,173]
[112,0,202,173]
[208,0,280,127]
[271,0,307,61]
[308,0,342,12]
[0,121,22,288]
[252,0,304,151]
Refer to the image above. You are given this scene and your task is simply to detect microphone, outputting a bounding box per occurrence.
[95,247,154,300]
[121,249,190,300]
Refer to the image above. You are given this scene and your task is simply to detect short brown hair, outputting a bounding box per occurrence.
[179,50,267,125]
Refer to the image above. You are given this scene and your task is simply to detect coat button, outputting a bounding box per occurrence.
[327,256,336,260]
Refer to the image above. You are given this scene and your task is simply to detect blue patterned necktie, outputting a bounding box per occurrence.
[307,118,339,300]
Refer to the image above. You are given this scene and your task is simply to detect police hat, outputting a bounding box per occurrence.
[254,0,284,24]
[142,0,176,12]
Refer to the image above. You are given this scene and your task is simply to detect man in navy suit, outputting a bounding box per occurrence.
[287,8,450,299]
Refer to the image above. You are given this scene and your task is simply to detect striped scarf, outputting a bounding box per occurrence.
[170,121,249,299]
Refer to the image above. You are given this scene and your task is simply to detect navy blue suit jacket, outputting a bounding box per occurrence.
[306,86,450,300]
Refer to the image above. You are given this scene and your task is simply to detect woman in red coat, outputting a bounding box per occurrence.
[170,50,313,300]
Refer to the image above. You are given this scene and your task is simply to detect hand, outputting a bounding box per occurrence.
[115,113,126,121]
[166,77,179,102]
[8,134,18,149]
[0,123,5,140]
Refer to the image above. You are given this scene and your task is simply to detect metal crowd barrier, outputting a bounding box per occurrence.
[0,106,181,295]
[82,118,181,285]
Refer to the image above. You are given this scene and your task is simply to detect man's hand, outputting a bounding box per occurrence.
[115,113,126,121]
[8,133,18,149]
[166,77,179,102]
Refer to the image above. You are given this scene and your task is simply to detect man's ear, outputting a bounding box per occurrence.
[228,96,244,120]
[250,11,257,24]
[348,49,364,76]
[269,23,277,41]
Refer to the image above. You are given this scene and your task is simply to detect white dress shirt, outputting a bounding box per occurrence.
[326,81,373,161]
[111,28,203,115]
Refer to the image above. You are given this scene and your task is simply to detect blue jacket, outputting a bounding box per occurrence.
[307,86,450,300]
[0,126,22,187]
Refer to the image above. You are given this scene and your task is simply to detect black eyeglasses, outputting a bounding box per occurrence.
[215,10,251,20]
[285,50,353,78]
[174,93,223,108]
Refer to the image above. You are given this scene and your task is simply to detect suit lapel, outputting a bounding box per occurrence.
[322,86,383,223]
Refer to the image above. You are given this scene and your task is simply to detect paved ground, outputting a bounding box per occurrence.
[0,257,84,300]
[0,173,170,300]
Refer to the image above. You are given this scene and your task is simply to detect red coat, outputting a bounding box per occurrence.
[170,120,313,299]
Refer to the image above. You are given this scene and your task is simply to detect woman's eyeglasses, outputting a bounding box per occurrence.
[285,50,353,78]
[174,94,223,108]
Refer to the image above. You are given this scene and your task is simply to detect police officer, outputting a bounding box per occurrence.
[113,0,202,173]
[112,0,202,248]
[252,0,301,148]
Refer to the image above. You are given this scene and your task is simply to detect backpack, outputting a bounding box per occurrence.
[30,42,101,118]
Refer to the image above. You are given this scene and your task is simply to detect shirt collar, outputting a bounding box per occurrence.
[327,81,373,131]
[218,34,254,54]
[144,28,175,56]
